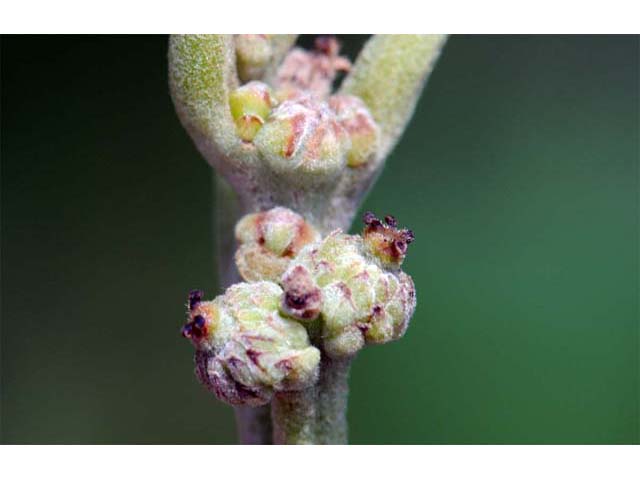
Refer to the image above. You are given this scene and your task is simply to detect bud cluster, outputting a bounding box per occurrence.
[183,208,416,404]
[183,282,321,406]
[171,34,446,442]
[280,217,416,358]
[226,73,380,185]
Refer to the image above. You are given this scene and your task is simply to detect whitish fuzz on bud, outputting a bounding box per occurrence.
[280,212,416,358]
[183,283,321,406]
[362,211,415,268]
[253,97,350,182]
[276,36,351,100]
[234,34,273,83]
[229,81,277,142]
[234,207,321,282]
[328,94,380,168]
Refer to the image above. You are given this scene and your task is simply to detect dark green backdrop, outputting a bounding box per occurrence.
[1,35,638,444]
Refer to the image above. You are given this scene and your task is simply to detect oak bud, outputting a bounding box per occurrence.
[253,97,350,183]
[234,207,321,282]
[281,213,416,358]
[183,282,321,406]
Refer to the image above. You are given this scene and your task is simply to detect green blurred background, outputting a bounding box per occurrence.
[1,35,638,444]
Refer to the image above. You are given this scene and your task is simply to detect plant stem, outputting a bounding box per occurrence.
[232,405,273,445]
[214,174,273,444]
[215,175,353,444]
[315,355,351,444]
[271,389,317,444]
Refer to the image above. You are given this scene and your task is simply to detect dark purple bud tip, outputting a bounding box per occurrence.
[384,215,397,227]
[188,289,204,310]
[193,315,206,329]
[394,240,407,255]
[405,229,415,244]
[363,212,414,264]
[363,211,381,227]
[181,324,193,338]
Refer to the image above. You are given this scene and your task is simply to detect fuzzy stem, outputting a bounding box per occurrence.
[214,174,273,444]
[340,34,448,159]
[233,405,273,445]
[271,389,317,444]
[315,355,351,444]
[174,34,445,445]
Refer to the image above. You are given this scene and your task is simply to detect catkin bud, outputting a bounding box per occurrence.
[182,282,321,406]
[253,97,350,183]
[328,94,379,168]
[234,207,321,282]
[229,81,276,142]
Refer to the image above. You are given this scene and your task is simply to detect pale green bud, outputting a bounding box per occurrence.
[183,282,321,406]
[234,207,321,282]
[280,213,416,358]
[228,81,276,142]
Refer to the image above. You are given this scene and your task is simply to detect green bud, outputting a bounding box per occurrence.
[229,81,276,142]
[183,282,321,406]
[280,212,416,358]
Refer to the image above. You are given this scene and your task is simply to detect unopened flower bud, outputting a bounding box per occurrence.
[328,94,379,168]
[253,97,350,182]
[281,213,416,358]
[235,207,320,282]
[229,81,276,142]
[235,34,273,83]
[362,211,415,268]
[183,282,321,406]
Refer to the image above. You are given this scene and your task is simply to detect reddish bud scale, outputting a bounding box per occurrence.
[362,212,414,268]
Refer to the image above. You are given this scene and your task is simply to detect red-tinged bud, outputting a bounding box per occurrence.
[329,94,379,168]
[362,211,414,268]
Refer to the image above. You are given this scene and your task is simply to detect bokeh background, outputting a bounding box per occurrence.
[1,35,638,444]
